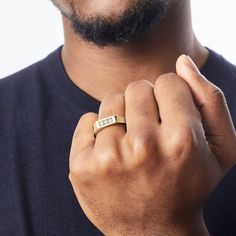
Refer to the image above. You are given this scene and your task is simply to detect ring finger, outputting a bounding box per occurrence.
[95,93,126,147]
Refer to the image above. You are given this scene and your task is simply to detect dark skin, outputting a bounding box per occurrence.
[50,0,236,235]
[60,0,208,101]
[69,58,236,235]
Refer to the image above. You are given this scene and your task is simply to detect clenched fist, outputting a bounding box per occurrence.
[69,55,236,236]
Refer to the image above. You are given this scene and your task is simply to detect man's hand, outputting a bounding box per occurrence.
[69,55,236,236]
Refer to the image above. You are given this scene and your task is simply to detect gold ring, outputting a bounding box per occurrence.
[93,115,126,138]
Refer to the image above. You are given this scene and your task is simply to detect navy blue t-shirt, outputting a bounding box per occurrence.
[0,47,236,235]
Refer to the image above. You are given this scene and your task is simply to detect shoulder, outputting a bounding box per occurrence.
[201,48,236,84]
[0,61,42,112]
[0,62,42,99]
[0,47,61,91]
[0,47,63,135]
[0,47,62,105]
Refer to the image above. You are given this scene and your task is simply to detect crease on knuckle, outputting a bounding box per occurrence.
[169,125,196,159]
[125,80,149,96]
[154,73,180,93]
[103,92,124,102]
[127,130,156,165]
[204,84,226,105]
[155,72,177,84]
[78,112,96,126]
[207,86,226,105]
[100,93,124,117]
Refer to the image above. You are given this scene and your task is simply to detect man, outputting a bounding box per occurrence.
[0,0,235,235]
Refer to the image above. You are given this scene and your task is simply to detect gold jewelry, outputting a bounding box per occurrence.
[93,115,126,138]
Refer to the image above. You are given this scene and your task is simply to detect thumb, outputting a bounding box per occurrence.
[176,55,236,173]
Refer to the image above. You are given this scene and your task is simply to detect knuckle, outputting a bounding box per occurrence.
[169,124,196,157]
[159,72,177,80]
[69,164,95,188]
[69,152,99,184]
[155,73,178,90]
[100,92,124,117]
[103,92,124,103]
[156,72,177,83]
[125,80,151,96]
[68,173,73,183]
[68,172,80,186]
[79,112,96,124]
[69,153,85,176]
[96,147,121,175]
[196,74,205,81]
[72,128,82,141]
[74,112,97,139]
[209,87,226,105]
[127,129,156,162]
[68,173,79,187]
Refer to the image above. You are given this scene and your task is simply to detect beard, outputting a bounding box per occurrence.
[54,0,169,47]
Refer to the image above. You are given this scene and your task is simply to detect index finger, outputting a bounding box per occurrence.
[176,55,236,172]
[154,73,201,129]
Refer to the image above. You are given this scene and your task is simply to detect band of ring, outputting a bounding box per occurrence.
[93,115,126,138]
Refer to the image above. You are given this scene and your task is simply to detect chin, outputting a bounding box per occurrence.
[59,0,169,47]
[75,0,138,18]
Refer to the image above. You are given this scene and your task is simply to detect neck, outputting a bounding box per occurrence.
[61,1,208,102]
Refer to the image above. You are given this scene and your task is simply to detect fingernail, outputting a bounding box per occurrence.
[186,55,201,75]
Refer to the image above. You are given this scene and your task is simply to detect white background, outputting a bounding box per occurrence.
[1,0,236,78]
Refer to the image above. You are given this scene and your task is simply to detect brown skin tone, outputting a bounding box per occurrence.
[69,56,236,235]
[61,0,208,101]
[72,0,138,18]
[53,0,236,234]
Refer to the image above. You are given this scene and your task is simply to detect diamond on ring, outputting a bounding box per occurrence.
[93,115,126,138]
